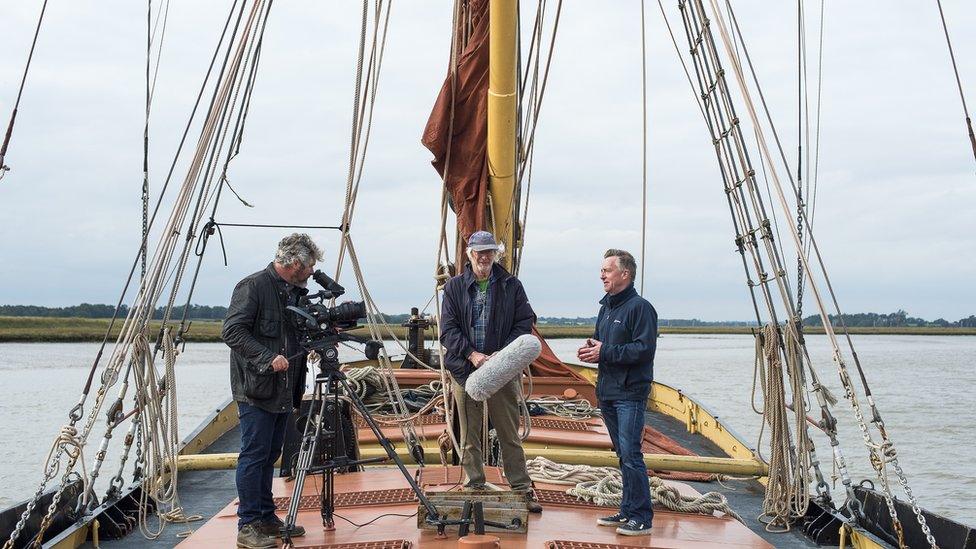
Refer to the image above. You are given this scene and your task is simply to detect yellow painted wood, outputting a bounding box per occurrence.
[178,400,239,456]
[565,364,762,467]
[356,444,767,476]
[48,523,89,549]
[487,0,518,270]
[841,523,888,549]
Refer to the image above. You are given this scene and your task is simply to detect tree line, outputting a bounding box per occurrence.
[0,303,229,320]
[1,305,974,328]
[801,310,976,328]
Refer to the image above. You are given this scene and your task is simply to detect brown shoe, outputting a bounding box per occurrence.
[237,523,276,549]
[524,490,543,514]
[257,515,306,538]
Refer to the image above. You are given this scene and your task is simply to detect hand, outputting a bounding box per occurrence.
[271,354,289,372]
[577,338,601,364]
[468,351,489,369]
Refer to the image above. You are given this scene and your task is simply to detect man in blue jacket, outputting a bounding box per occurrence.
[440,231,542,513]
[578,248,657,537]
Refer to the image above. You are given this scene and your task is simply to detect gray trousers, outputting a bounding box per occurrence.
[452,376,532,491]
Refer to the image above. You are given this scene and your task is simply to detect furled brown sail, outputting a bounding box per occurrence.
[422,0,490,260]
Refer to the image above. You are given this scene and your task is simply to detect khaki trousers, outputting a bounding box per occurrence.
[452,376,532,491]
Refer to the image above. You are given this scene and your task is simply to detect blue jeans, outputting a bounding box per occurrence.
[237,401,289,529]
[600,399,653,525]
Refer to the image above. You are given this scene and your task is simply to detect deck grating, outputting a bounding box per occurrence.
[292,541,412,549]
[274,488,417,511]
[534,489,615,508]
[545,541,649,549]
[353,413,445,429]
[522,417,591,431]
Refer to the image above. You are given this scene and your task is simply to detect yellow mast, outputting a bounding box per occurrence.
[487,0,518,272]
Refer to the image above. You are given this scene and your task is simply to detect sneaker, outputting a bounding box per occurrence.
[597,512,629,527]
[257,515,306,538]
[616,518,653,536]
[524,490,543,514]
[237,523,276,549]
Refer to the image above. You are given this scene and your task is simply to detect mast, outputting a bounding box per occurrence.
[487,0,518,271]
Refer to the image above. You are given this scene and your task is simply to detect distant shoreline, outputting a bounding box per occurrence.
[1,316,974,342]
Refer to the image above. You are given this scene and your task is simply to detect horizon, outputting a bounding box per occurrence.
[1,302,973,325]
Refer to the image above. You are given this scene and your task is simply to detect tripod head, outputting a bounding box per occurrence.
[301,331,384,372]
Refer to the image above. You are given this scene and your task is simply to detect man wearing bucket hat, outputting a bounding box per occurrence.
[439,231,543,513]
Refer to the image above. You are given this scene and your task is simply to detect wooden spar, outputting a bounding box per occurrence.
[176,448,768,477]
[487,0,518,271]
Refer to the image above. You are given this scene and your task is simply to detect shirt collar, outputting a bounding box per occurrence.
[600,283,638,308]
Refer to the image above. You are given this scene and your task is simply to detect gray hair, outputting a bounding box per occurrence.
[274,233,323,267]
[466,242,505,264]
[604,248,636,280]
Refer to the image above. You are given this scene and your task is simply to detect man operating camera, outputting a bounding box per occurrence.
[222,233,323,549]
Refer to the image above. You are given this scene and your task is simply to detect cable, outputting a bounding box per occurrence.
[0,0,50,181]
[333,511,417,528]
[935,0,976,166]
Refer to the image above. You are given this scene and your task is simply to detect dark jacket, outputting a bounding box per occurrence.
[440,263,536,386]
[222,263,307,413]
[594,284,657,402]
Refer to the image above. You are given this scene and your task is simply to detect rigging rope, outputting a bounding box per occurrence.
[0,0,50,182]
[754,324,811,532]
[0,0,47,184]
[707,2,938,545]
[934,0,976,166]
[639,0,648,296]
[4,3,270,545]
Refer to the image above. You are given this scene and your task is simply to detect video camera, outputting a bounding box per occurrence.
[286,270,380,360]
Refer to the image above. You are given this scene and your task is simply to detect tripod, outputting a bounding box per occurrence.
[281,337,443,542]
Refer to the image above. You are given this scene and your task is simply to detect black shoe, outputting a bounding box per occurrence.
[616,518,652,536]
[597,512,628,527]
[237,524,276,548]
[257,515,306,538]
[524,490,543,514]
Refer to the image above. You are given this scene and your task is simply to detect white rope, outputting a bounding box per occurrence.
[526,457,742,521]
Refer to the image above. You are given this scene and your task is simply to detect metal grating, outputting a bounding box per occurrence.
[294,541,411,549]
[546,542,648,549]
[353,412,446,429]
[535,489,616,508]
[522,417,590,432]
[273,488,416,511]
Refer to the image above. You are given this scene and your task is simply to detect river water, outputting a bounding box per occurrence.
[0,335,973,526]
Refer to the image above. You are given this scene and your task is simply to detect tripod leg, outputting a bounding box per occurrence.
[337,377,442,528]
[284,378,328,538]
[321,376,341,530]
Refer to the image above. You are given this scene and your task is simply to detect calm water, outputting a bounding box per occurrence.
[0,335,973,526]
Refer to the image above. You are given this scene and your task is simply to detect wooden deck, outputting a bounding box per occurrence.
[176,467,772,548]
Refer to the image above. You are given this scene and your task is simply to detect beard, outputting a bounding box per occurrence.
[472,262,492,279]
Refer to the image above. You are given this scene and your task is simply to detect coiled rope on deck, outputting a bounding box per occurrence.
[526,457,741,521]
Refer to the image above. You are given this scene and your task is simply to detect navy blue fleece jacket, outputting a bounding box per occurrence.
[594,284,658,401]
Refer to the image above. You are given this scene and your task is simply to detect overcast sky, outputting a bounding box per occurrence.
[0,2,973,321]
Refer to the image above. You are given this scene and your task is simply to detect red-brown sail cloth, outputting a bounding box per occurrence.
[421,1,594,382]
[421,0,490,257]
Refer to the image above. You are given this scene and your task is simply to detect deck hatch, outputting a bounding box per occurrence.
[545,541,650,549]
[273,488,417,511]
[535,489,616,508]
